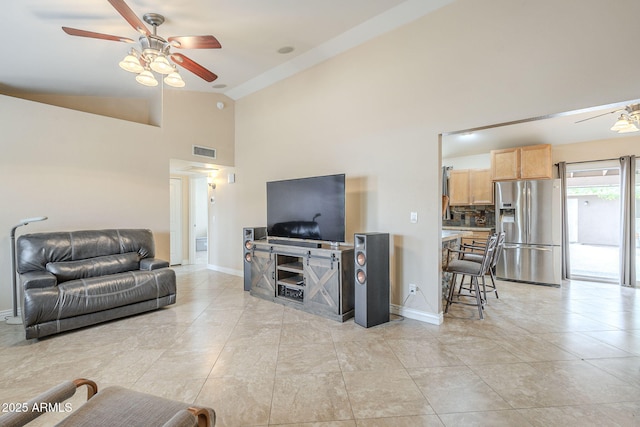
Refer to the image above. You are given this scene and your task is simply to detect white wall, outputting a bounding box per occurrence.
[0,89,234,312]
[224,0,640,323]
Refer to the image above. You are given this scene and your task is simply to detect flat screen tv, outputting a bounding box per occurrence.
[267,173,345,243]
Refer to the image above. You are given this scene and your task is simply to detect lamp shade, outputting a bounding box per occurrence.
[119,54,144,73]
[164,71,185,88]
[136,70,158,87]
[619,122,639,133]
[611,115,631,132]
[150,55,174,74]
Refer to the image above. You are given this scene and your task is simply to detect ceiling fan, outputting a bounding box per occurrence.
[575,103,640,134]
[61,0,220,87]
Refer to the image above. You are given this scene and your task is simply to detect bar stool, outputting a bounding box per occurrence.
[444,234,498,319]
[459,231,505,300]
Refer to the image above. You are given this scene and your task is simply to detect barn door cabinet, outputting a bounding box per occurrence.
[248,241,355,321]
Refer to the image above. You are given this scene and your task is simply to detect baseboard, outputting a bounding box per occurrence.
[0,308,21,319]
[390,304,443,325]
[207,264,243,277]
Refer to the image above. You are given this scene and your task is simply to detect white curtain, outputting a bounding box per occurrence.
[558,161,571,280]
[619,155,636,287]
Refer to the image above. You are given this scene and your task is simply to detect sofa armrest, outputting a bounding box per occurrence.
[21,271,57,290]
[140,258,170,271]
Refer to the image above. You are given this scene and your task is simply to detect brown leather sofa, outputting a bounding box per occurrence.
[17,229,176,339]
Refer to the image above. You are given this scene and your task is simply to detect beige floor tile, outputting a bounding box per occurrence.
[355,415,444,426]
[443,339,523,365]
[585,356,640,387]
[474,360,640,408]
[409,366,511,414]
[209,343,278,378]
[438,409,533,427]
[517,401,640,427]
[276,342,341,376]
[538,332,635,359]
[335,340,403,372]
[386,338,464,368]
[269,372,353,424]
[342,369,434,419]
[137,348,222,382]
[280,321,334,345]
[195,375,274,427]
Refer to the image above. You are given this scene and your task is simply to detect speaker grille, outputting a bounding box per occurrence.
[193,145,217,159]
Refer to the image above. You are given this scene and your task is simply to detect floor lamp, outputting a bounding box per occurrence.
[6,216,48,325]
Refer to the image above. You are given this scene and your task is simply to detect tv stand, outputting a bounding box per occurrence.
[247,240,354,322]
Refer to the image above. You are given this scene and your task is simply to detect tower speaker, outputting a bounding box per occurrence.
[243,226,267,291]
[354,232,390,328]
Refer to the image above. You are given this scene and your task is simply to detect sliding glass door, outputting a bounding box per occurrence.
[565,161,621,282]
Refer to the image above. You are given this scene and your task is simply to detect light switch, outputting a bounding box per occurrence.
[410,211,418,223]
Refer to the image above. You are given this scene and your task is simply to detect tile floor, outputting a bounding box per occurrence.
[0,265,639,426]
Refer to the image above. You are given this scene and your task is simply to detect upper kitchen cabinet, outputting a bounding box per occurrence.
[490,144,553,181]
[449,169,493,206]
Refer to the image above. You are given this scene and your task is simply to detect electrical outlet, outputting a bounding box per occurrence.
[409,284,417,295]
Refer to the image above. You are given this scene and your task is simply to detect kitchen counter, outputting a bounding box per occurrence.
[442,226,494,232]
[441,229,473,243]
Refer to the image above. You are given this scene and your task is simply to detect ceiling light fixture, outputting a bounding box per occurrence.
[610,104,640,133]
[117,13,199,88]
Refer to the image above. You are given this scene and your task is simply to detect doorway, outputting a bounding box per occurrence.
[565,161,621,282]
[169,175,210,266]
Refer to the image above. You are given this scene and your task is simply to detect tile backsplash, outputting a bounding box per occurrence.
[443,205,495,228]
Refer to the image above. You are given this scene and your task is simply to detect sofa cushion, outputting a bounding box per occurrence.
[22,269,176,327]
[46,252,140,283]
[17,229,156,274]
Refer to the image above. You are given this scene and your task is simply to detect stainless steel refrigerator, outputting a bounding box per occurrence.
[495,179,562,286]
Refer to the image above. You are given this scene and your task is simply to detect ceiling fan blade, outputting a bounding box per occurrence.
[574,109,619,124]
[62,26,135,43]
[107,0,150,35]
[170,53,218,82]
[168,35,221,49]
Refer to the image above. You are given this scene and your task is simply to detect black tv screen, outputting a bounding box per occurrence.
[267,174,345,243]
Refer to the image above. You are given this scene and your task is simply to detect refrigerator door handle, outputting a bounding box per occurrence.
[504,244,553,252]
[527,185,532,243]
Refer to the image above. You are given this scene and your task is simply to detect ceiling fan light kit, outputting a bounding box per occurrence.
[610,105,640,133]
[63,0,221,89]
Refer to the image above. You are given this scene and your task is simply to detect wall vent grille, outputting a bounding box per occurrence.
[193,145,217,159]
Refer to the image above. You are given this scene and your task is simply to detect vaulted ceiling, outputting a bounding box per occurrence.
[1,0,451,101]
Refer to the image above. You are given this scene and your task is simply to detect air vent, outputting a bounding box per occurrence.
[192,145,217,159]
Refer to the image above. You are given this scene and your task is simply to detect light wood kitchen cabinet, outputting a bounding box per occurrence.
[449,169,494,206]
[490,144,552,181]
[469,169,493,205]
[448,169,470,205]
